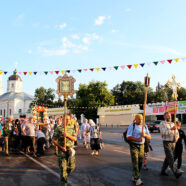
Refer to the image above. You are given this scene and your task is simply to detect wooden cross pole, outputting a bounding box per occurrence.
[56,74,76,151]
[142,73,150,136]
[166,75,181,141]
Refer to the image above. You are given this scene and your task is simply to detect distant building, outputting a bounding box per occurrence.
[0,69,34,118]
[97,105,140,126]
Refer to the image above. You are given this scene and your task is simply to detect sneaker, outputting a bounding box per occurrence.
[177,169,184,173]
[135,178,143,186]
[91,151,95,155]
[175,172,182,179]
[143,165,148,170]
[95,151,99,156]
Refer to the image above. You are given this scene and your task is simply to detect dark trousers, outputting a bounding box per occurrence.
[37,137,46,155]
[162,141,177,174]
[174,145,183,169]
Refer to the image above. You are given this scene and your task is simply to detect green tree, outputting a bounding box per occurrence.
[73,81,114,120]
[30,87,55,108]
[112,81,154,105]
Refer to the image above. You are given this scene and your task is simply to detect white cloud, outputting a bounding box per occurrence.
[111,29,117,33]
[38,33,101,56]
[71,34,80,40]
[38,46,68,56]
[125,8,132,12]
[56,23,67,29]
[33,23,40,27]
[82,33,102,44]
[28,50,32,54]
[17,13,25,20]
[95,16,111,25]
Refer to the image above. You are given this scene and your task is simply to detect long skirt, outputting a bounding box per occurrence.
[90,138,101,151]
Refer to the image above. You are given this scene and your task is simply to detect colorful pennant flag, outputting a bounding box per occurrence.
[153,62,158,66]
[127,65,132,69]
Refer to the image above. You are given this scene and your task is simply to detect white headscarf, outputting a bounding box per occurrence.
[89,119,95,127]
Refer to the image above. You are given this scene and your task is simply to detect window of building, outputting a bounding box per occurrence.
[9,109,11,115]
[0,109,2,116]
[11,83,14,88]
[4,109,6,117]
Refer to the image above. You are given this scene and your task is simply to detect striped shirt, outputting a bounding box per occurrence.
[159,121,179,142]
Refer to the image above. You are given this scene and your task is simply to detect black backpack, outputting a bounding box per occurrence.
[123,123,135,144]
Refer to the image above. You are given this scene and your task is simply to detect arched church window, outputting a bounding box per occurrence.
[11,83,14,88]
[4,109,6,117]
[9,109,11,115]
[0,109,2,115]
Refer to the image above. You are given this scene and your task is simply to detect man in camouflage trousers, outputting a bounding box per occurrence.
[52,115,77,186]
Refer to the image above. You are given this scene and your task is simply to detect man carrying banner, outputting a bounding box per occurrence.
[52,115,77,186]
[160,112,182,178]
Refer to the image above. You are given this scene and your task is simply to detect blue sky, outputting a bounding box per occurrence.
[0,0,186,99]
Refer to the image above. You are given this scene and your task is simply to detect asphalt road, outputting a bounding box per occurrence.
[0,127,186,186]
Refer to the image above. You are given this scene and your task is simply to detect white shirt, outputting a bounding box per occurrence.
[23,123,35,136]
[35,130,45,139]
[160,121,179,142]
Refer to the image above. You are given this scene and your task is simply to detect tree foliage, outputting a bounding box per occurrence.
[30,87,55,108]
[72,81,114,120]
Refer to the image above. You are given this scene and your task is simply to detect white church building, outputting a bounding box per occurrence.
[0,70,34,118]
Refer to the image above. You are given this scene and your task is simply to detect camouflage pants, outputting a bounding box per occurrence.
[129,143,144,180]
[161,141,177,174]
[58,153,75,186]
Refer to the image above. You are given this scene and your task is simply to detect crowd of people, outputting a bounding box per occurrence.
[0,112,186,186]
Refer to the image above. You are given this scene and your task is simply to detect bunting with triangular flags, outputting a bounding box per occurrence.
[153,61,158,66]
[0,57,183,76]
[127,65,132,69]
[102,67,106,71]
[167,59,172,64]
[140,63,145,67]
[114,66,119,70]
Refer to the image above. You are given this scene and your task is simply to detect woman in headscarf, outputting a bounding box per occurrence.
[89,119,102,155]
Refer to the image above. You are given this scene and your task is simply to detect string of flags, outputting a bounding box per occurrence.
[0,57,185,76]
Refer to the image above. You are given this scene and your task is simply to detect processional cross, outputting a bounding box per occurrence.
[166,75,181,100]
[166,75,181,142]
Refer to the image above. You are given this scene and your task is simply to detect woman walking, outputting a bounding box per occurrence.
[89,119,102,156]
